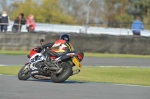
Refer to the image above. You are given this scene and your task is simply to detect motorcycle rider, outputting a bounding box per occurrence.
[50,34,74,61]
[31,34,84,76]
[37,34,83,61]
[50,34,84,62]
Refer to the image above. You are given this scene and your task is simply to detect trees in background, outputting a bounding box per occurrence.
[59,0,106,25]
[0,0,13,14]
[60,0,133,27]
[127,0,150,28]
[9,0,77,24]
[1,0,150,28]
[60,0,150,28]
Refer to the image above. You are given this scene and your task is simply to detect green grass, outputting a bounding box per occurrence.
[69,67,150,86]
[0,66,150,86]
[0,66,22,75]
[1,50,150,58]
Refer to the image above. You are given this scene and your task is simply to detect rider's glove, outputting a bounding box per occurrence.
[37,47,43,53]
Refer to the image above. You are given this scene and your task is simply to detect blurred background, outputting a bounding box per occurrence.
[1,0,150,54]
[0,0,150,35]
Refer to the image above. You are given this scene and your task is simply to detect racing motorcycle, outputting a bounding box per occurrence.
[18,40,83,83]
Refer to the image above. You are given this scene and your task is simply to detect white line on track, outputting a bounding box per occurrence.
[0,74,15,76]
[0,64,8,66]
[112,83,150,88]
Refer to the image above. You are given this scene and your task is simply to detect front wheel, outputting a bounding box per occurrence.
[51,62,72,83]
[18,63,31,80]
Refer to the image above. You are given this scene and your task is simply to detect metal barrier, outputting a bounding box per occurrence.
[0,21,150,37]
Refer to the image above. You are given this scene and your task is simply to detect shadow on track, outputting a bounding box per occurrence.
[27,79,87,84]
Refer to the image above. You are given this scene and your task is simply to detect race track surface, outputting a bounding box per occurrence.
[0,75,150,99]
[0,55,150,99]
[0,55,150,67]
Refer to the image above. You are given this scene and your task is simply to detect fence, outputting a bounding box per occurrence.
[0,21,150,37]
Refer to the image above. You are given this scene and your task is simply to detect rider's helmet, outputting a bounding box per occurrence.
[60,34,70,42]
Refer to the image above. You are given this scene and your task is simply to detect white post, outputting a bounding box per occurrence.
[85,0,93,33]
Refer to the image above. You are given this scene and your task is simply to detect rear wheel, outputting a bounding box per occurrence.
[18,64,30,80]
[51,62,72,83]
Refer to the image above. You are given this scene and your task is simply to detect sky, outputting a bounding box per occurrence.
[0,0,26,12]
[0,0,44,12]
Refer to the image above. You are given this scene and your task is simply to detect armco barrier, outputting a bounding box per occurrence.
[0,32,150,55]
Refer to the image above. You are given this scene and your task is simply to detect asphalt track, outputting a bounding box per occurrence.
[0,55,150,99]
[0,75,150,99]
[0,55,150,67]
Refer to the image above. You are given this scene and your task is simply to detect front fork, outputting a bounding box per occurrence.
[22,63,30,75]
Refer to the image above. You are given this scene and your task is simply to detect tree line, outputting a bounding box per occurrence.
[1,0,150,28]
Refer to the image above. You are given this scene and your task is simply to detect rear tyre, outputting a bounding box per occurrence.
[18,64,30,80]
[51,62,72,83]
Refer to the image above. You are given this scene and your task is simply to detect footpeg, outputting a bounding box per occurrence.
[72,69,80,75]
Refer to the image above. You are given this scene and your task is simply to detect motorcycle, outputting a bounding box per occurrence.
[18,40,84,83]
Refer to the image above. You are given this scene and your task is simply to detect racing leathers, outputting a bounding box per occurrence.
[50,39,74,61]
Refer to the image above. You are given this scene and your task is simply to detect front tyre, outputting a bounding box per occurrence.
[51,62,72,83]
[18,63,30,80]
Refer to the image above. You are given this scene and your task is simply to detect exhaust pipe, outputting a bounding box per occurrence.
[49,67,59,70]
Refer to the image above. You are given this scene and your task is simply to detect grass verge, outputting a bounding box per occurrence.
[69,67,150,86]
[0,66,150,86]
[1,50,150,58]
